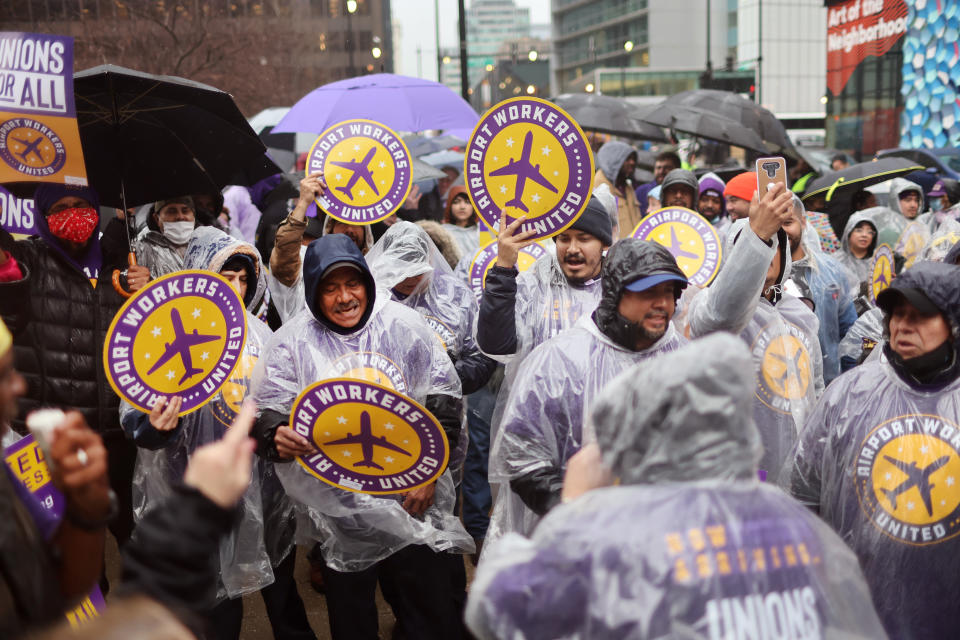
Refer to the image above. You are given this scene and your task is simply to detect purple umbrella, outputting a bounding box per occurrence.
[272,73,479,134]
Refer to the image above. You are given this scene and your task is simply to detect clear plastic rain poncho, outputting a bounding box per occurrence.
[838,306,884,368]
[121,227,285,600]
[466,334,887,640]
[786,262,960,639]
[134,226,189,279]
[686,219,824,480]
[365,221,493,469]
[485,239,688,546]
[918,201,960,234]
[483,251,602,454]
[915,217,960,263]
[836,209,879,293]
[788,203,858,385]
[249,272,473,572]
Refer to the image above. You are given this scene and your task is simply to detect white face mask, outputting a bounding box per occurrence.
[163,220,194,245]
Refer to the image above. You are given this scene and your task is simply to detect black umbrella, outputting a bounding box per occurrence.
[638,103,768,152]
[641,90,795,155]
[552,94,670,142]
[801,157,924,234]
[74,65,280,209]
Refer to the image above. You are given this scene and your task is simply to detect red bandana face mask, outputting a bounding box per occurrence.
[46,207,99,244]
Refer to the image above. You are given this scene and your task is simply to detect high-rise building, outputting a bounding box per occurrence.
[0,0,394,115]
[551,0,826,135]
[737,0,827,125]
[551,0,730,98]
[465,0,531,86]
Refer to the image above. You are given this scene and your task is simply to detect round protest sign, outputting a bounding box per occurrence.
[752,320,815,416]
[468,240,548,302]
[869,244,895,305]
[630,206,722,287]
[291,378,449,495]
[896,221,929,269]
[465,97,593,240]
[305,119,412,225]
[103,270,247,416]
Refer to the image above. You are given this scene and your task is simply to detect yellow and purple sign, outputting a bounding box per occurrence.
[103,271,247,416]
[465,97,593,240]
[4,434,106,625]
[751,321,815,416]
[896,221,929,269]
[291,378,448,495]
[306,119,412,225]
[630,207,723,287]
[468,240,548,303]
[0,33,87,187]
[869,243,895,305]
[855,414,960,546]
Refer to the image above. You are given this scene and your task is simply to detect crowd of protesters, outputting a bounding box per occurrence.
[1,116,960,640]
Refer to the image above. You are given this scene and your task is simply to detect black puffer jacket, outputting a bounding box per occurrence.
[0,230,126,439]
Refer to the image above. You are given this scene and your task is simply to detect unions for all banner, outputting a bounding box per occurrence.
[0,32,87,188]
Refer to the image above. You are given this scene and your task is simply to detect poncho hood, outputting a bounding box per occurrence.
[302,233,376,334]
[592,333,762,483]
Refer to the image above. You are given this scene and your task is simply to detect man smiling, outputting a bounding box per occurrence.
[250,233,472,640]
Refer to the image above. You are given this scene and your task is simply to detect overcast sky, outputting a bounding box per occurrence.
[393,0,551,80]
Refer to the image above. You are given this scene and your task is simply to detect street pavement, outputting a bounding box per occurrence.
[105,535,475,639]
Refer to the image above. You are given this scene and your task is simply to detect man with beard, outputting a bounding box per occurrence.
[250,234,472,640]
[698,171,729,236]
[635,151,681,217]
[659,169,699,210]
[484,239,688,547]
[477,196,612,362]
[686,183,824,479]
[723,171,757,222]
[782,195,858,385]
